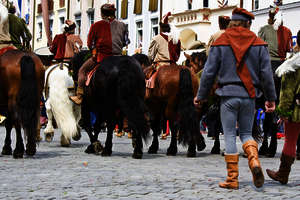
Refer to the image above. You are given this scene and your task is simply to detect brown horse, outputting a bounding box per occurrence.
[0,50,45,158]
[144,63,206,157]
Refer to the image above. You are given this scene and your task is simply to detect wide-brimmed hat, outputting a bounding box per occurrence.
[64,20,76,32]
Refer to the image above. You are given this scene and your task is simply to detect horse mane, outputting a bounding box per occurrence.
[131,53,151,68]
[71,50,91,80]
[0,3,8,25]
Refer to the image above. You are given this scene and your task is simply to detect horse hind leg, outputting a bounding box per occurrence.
[13,124,25,158]
[44,101,54,142]
[72,105,81,141]
[132,130,143,159]
[148,116,161,154]
[101,122,114,157]
[166,120,178,156]
[2,116,13,155]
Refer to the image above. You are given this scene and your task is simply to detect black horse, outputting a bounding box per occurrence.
[71,51,150,159]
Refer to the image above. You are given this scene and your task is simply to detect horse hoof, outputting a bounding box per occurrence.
[101,148,112,157]
[45,132,54,142]
[197,141,206,152]
[132,152,143,159]
[166,147,177,156]
[187,151,196,158]
[92,141,104,154]
[60,135,71,147]
[85,145,95,154]
[258,146,268,156]
[13,151,24,159]
[2,146,12,155]
[266,153,276,158]
[148,145,158,154]
[210,147,220,154]
[72,132,81,141]
[25,148,36,156]
[36,135,43,142]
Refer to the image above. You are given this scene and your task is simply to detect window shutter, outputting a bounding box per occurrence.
[149,0,158,12]
[121,0,128,19]
[134,0,142,15]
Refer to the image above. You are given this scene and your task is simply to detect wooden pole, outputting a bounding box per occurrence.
[32,0,36,50]
[240,0,243,8]
[160,0,163,21]
[67,0,70,19]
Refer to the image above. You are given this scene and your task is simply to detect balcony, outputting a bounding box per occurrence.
[172,8,212,27]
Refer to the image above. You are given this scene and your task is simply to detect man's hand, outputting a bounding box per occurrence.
[265,101,276,113]
[194,97,207,108]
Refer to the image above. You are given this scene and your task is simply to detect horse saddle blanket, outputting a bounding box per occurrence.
[0,46,16,56]
[86,64,100,86]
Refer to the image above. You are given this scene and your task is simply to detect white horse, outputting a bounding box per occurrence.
[43,63,81,146]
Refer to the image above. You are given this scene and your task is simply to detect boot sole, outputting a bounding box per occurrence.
[253,167,264,188]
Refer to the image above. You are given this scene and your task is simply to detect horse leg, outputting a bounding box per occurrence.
[132,129,143,159]
[259,113,271,155]
[167,120,178,156]
[211,135,221,154]
[72,105,82,141]
[44,101,54,142]
[267,125,278,158]
[148,116,161,154]
[2,116,13,155]
[13,124,25,159]
[102,122,114,157]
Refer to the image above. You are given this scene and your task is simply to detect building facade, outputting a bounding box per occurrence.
[20,0,300,55]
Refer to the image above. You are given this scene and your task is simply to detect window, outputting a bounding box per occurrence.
[151,18,159,39]
[203,0,208,8]
[136,21,143,49]
[254,0,259,10]
[188,0,192,10]
[88,11,94,27]
[49,19,53,38]
[75,14,81,35]
[59,17,65,33]
[37,22,42,39]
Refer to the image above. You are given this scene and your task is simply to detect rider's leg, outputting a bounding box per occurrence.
[70,57,95,105]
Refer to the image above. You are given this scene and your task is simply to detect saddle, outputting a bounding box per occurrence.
[0,46,16,56]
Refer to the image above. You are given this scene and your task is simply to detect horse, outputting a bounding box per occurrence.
[43,63,81,146]
[143,56,206,157]
[0,49,45,158]
[71,51,150,159]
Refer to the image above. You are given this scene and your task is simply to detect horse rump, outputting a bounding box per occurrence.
[16,55,39,154]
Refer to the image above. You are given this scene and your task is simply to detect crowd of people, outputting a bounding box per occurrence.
[0,1,299,191]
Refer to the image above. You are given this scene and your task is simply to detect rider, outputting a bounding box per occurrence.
[8,4,32,50]
[148,12,181,69]
[69,3,130,105]
[0,2,15,52]
[50,20,82,62]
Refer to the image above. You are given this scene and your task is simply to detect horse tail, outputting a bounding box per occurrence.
[177,68,200,146]
[117,58,150,141]
[16,55,39,141]
[48,66,78,139]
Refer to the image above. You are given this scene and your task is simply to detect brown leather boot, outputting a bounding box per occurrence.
[266,153,295,184]
[219,154,239,189]
[243,140,264,188]
[69,87,84,105]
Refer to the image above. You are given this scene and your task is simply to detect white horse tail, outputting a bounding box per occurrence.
[47,65,78,140]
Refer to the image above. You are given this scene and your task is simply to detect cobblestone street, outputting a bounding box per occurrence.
[0,126,300,199]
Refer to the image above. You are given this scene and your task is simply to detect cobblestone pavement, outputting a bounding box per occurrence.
[0,126,300,200]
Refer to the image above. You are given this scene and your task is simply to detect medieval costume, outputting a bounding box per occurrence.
[206,15,230,56]
[0,2,15,52]
[195,8,277,189]
[8,5,32,50]
[70,3,130,105]
[148,12,181,68]
[266,30,300,184]
[50,20,82,61]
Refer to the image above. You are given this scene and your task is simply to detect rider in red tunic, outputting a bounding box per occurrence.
[50,20,82,62]
[70,3,130,105]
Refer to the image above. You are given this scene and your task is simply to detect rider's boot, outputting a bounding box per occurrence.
[70,87,84,105]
